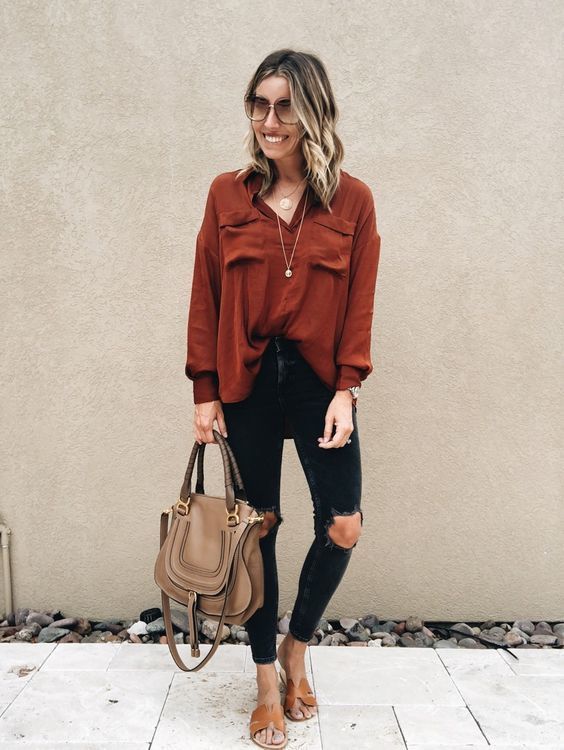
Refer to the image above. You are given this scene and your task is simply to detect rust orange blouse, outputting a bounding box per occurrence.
[185,167,381,405]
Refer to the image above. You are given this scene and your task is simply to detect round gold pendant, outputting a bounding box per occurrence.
[285,268,292,277]
[280,197,293,210]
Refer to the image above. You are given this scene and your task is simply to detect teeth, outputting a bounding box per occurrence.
[264,134,288,143]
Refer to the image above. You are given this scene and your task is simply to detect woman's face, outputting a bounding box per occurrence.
[251,75,302,163]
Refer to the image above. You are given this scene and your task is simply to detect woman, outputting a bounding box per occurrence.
[185,49,381,749]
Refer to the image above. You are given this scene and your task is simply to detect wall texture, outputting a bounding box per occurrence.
[1,0,563,624]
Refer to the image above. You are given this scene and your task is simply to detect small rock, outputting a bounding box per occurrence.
[230,624,245,639]
[146,618,166,636]
[15,609,30,626]
[345,621,371,642]
[405,616,423,633]
[458,638,486,649]
[513,619,534,635]
[399,633,417,647]
[331,632,349,645]
[434,638,459,648]
[0,627,19,640]
[278,612,291,634]
[50,618,78,630]
[26,612,54,627]
[201,619,230,641]
[359,614,379,630]
[485,626,505,640]
[15,623,41,641]
[381,634,397,647]
[504,630,525,647]
[74,618,92,636]
[530,634,557,646]
[478,633,506,646]
[340,617,358,630]
[533,621,553,635]
[376,621,397,634]
[170,609,190,634]
[413,631,435,647]
[450,623,474,639]
[127,620,148,636]
[37,627,70,643]
[92,621,124,635]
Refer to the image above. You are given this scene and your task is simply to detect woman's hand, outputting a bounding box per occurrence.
[318,390,355,449]
[194,400,228,444]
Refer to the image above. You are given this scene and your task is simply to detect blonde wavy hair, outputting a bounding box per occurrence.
[235,48,345,211]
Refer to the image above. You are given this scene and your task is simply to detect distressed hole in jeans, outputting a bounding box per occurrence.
[256,507,284,538]
[324,507,363,551]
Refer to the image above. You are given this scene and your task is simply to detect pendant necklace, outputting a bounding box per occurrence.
[275,184,309,278]
[278,178,306,210]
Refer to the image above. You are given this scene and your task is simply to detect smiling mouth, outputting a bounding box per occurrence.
[263,134,289,143]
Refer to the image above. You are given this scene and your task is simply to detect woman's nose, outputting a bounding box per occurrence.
[264,106,281,128]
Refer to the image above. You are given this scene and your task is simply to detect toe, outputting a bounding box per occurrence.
[254,721,285,747]
[290,704,304,719]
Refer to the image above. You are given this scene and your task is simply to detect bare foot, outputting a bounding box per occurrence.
[277,633,317,720]
[252,663,286,746]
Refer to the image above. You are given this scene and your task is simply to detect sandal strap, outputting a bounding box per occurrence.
[250,702,286,734]
[284,677,317,708]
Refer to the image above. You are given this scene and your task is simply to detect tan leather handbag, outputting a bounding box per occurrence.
[154,429,265,672]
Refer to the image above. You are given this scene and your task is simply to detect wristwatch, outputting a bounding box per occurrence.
[347,385,360,403]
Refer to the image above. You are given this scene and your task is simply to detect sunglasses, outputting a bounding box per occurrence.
[244,95,299,125]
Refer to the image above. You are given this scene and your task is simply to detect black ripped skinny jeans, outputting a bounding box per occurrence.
[221,336,364,664]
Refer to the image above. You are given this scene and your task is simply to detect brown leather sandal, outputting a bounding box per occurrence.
[279,666,318,722]
[249,702,288,749]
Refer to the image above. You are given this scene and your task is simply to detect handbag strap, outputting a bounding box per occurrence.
[158,505,248,672]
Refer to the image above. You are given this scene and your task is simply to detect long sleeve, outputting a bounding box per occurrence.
[335,186,381,391]
[185,181,222,404]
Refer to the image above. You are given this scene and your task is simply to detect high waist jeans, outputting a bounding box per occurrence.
[222,336,363,664]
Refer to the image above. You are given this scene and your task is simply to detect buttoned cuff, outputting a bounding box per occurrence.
[192,373,220,404]
[335,365,362,391]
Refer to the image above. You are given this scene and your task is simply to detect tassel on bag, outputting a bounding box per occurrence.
[154,429,265,672]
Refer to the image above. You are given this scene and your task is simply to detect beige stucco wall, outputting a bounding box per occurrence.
[1,1,562,625]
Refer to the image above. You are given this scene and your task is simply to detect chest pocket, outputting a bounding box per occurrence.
[309,213,356,277]
[218,208,265,270]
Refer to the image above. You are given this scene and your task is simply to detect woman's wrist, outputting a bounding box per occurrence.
[335,389,354,401]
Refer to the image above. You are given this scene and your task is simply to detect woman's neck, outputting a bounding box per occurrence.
[272,157,306,186]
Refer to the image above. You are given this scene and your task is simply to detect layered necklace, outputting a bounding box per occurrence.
[273,181,309,278]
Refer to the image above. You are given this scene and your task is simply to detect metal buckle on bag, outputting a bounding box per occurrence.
[175,498,191,516]
[226,506,240,526]
[246,513,265,525]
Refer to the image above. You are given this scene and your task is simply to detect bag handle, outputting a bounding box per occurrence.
[195,430,248,502]
[179,429,244,513]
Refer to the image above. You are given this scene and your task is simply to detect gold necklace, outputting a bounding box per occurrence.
[275,186,309,278]
[278,178,306,210]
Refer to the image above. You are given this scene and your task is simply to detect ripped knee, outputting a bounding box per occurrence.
[258,509,283,538]
[324,509,363,550]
